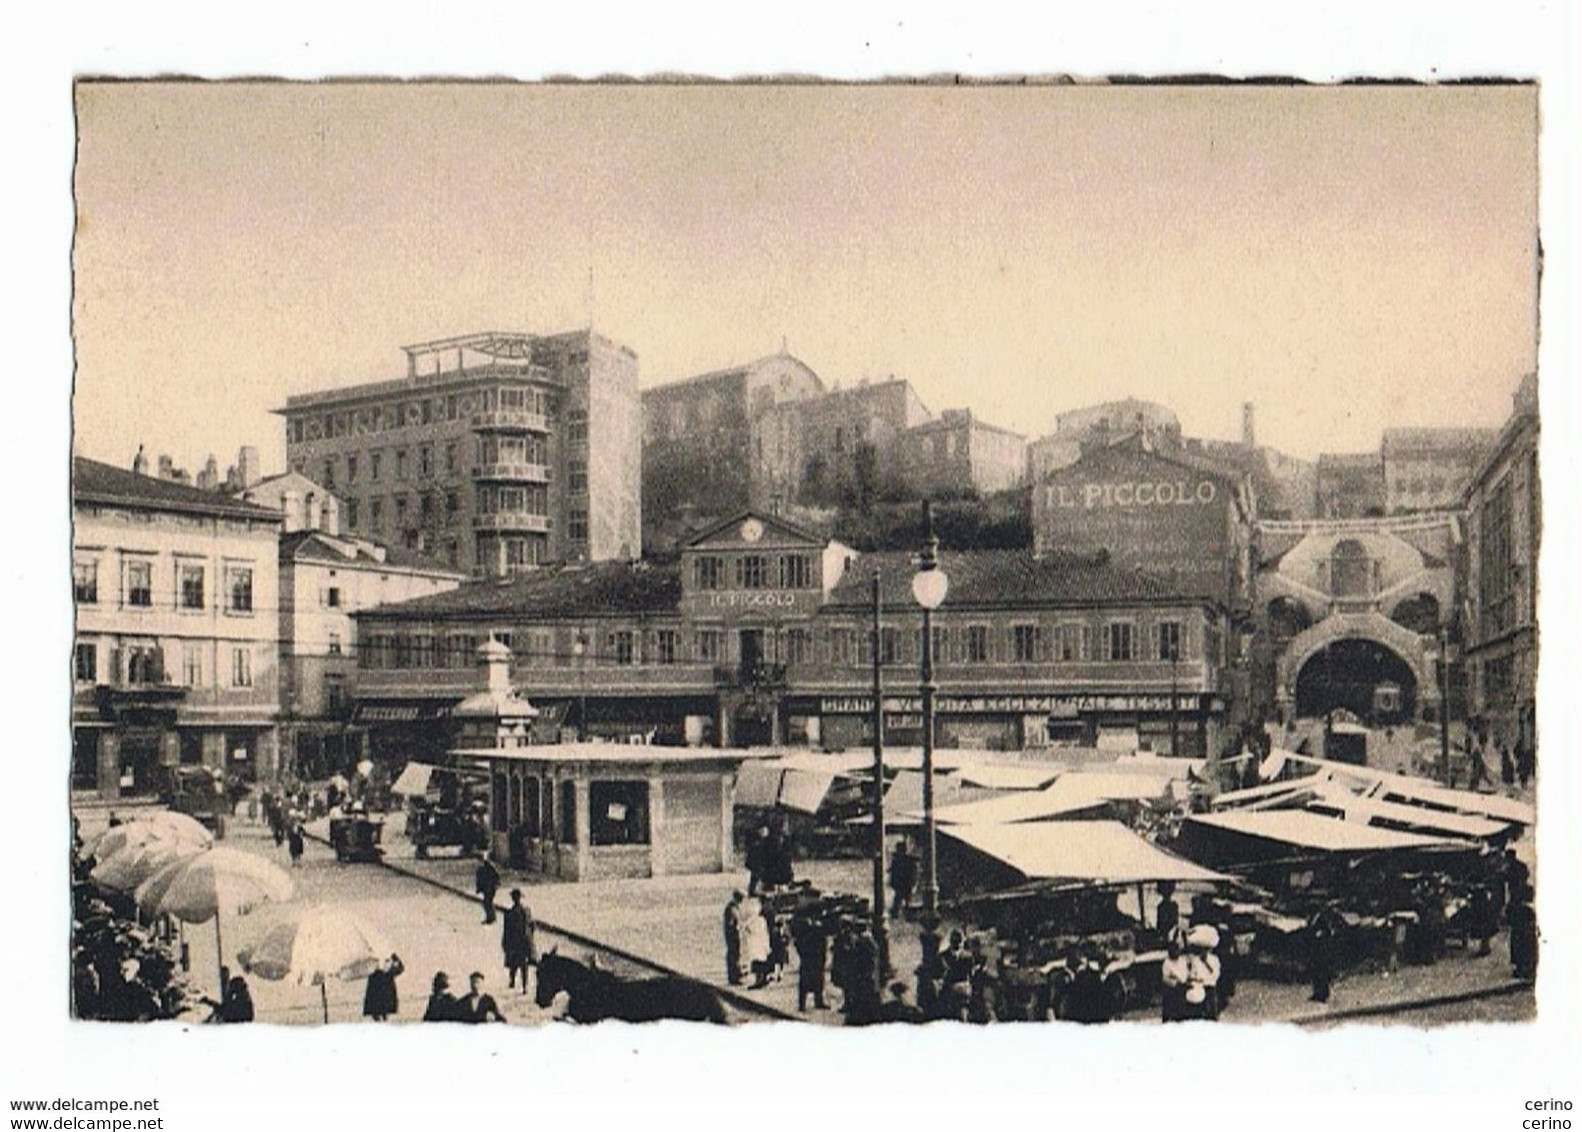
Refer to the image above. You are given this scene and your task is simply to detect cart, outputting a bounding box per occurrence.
[329,814,385,863]
[406,804,488,859]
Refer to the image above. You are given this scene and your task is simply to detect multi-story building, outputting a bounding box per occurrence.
[1381,427,1497,514]
[640,353,825,539]
[778,378,933,506]
[1462,374,1539,753]
[240,471,467,780]
[352,508,1233,762]
[72,456,282,799]
[896,408,1027,498]
[1314,452,1387,519]
[278,329,641,577]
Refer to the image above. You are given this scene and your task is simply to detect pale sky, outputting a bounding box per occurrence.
[72,81,1538,473]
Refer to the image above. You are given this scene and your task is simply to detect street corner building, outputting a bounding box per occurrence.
[72,457,285,799]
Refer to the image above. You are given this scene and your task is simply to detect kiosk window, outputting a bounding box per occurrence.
[589,781,651,846]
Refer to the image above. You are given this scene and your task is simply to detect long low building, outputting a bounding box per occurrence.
[351,509,1240,767]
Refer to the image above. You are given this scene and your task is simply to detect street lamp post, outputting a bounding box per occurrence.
[869,569,889,984]
[910,500,949,931]
[1438,622,1452,786]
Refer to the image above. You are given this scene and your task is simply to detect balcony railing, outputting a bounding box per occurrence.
[472,410,550,433]
[473,512,552,534]
[473,462,552,483]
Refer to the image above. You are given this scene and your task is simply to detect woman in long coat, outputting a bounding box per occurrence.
[363,953,404,1021]
[741,897,773,988]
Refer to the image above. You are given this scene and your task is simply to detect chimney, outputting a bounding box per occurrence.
[281,490,303,534]
[132,445,148,476]
[199,454,220,491]
[158,454,175,480]
[1242,402,1256,448]
[321,494,342,537]
[238,446,261,489]
[304,491,323,532]
[480,638,513,697]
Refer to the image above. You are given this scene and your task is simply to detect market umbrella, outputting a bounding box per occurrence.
[90,812,213,863]
[136,847,295,992]
[90,833,208,895]
[238,906,393,1023]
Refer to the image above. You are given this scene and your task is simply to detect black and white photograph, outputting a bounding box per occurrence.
[65,77,1541,1030]
[5,7,1579,1126]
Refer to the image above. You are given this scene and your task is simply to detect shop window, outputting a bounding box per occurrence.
[559,780,578,844]
[522,778,542,837]
[589,780,650,846]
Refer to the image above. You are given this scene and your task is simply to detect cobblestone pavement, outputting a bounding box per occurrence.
[77,806,1535,1027]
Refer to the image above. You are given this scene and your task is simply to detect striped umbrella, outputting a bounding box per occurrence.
[239,906,394,1022]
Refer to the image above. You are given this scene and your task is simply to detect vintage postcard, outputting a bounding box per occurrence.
[69,79,1539,1035]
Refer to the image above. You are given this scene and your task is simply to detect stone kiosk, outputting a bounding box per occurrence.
[451,638,751,881]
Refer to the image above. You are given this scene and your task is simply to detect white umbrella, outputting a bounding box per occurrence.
[91,836,205,894]
[238,906,393,1022]
[90,812,213,862]
[136,847,295,992]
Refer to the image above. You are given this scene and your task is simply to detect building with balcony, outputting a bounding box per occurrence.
[72,456,283,799]
[240,471,467,781]
[1462,374,1539,754]
[278,329,641,577]
[351,508,1233,765]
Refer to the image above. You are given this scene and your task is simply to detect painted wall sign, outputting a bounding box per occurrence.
[820,693,1207,716]
[1042,480,1218,510]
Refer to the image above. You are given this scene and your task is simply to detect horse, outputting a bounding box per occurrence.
[534,949,729,1024]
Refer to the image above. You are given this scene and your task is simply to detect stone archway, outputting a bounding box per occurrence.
[1276,611,1438,722]
[1294,638,1419,723]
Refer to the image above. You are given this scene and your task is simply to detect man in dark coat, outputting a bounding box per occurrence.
[723,890,745,986]
[475,853,501,925]
[363,953,404,1021]
[502,890,537,993]
[457,972,506,1023]
[1508,885,1538,981]
[745,827,770,895]
[287,822,305,867]
[889,840,918,920]
[422,972,460,1022]
[1306,904,1344,1003]
[843,926,880,1025]
[790,912,829,1011]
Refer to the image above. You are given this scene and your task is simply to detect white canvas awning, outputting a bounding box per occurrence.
[942,820,1229,886]
[924,771,1173,826]
[390,762,436,796]
[1282,752,1536,826]
[778,769,837,814]
[954,764,1062,791]
[1305,789,1511,841]
[733,763,784,809]
[1184,809,1462,853]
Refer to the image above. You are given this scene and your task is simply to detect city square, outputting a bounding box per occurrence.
[68,80,1540,1031]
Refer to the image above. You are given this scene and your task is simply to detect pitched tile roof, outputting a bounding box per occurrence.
[73,456,281,522]
[824,547,1215,609]
[359,559,683,621]
[280,531,465,577]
